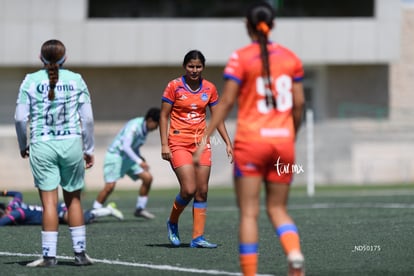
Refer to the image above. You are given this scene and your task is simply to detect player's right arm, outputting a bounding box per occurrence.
[14,103,30,158]
[160,101,172,161]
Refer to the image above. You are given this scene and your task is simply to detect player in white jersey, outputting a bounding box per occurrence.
[14,39,95,267]
[92,108,160,219]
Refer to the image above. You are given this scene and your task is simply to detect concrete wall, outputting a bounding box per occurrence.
[0,0,401,66]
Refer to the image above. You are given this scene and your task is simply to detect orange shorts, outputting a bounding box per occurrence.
[233,141,296,184]
[169,142,211,169]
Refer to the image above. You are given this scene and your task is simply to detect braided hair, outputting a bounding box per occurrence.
[40,39,66,101]
[247,2,276,109]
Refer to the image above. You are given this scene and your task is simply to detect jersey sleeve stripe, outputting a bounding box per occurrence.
[293,76,304,82]
[224,74,242,85]
[162,96,174,105]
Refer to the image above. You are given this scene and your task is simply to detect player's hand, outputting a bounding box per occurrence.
[84,154,94,169]
[161,145,172,161]
[20,146,29,158]
[193,136,207,166]
[226,144,234,164]
[140,161,150,171]
[193,146,203,167]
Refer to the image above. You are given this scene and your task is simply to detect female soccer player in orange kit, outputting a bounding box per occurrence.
[194,2,306,275]
[160,50,233,248]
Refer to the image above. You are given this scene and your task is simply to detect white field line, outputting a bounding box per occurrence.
[201,202,414,213]
[0,252,273,276]
[288,202,414,209]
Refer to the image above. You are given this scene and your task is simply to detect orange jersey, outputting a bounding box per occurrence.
[162,76,218,145]
[224,42,304,143]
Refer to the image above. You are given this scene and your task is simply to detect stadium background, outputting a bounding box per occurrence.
[0,0,413,191]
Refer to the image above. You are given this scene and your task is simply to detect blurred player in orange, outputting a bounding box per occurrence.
[160,50,233,248]
[194,2,305,275]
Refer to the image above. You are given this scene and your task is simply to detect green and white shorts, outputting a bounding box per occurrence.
[103,152,144,183]
[29,137,85,192]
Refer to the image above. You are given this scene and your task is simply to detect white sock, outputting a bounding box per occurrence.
[41,231,58,258]
[91,207,112,217]
[70,225,86,253]
[136,196,148,209]
[93,200,103,209]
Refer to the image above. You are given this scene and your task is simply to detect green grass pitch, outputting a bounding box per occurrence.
[1,184,414,275]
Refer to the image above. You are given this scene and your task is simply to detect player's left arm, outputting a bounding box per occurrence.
[194,80,238,166]
[292,81,305,135]
[79,102,95,169]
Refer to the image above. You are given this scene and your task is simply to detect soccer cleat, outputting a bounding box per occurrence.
[26,257,57,267]
[287,251,305,276]
[134,208,155,219]
[190,236,218,248]
[107,202,124,220]
[74,251,93,266]
[83,209,96,224]
[166,220,181,246]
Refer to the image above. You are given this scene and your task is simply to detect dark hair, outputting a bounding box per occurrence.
[182,50,206,68]
[40,39,66,101]
[145,107,161,123]
[247,2,276,108]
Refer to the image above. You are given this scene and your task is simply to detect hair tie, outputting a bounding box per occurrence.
[41,55,65,65]
[257,22,270,36]
[41,55,50,65]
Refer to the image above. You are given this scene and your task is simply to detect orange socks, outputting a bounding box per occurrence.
[168,194,190,224]
[239,243,258,276]
[276,224,301,254]
[238,225,300,276]
[192,201,207,239]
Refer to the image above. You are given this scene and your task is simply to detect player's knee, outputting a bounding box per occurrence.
[195,191,208,202]
[140,172,153,185]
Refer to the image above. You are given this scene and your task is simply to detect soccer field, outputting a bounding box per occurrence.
[1,185,414,276]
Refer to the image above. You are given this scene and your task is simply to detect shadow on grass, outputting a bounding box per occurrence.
[145,243,190,248]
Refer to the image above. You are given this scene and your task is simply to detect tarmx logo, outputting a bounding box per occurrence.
[274,156,304,176]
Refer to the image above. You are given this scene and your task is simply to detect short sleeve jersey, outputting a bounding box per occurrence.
[16,69,92,144]
[162,76,219,145]
[224,42,304,144]
[107,117,147,158]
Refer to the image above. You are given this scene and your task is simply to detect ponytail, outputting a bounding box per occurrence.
[40,40,66,101]
[247,2,276,109]
[256,21,276,109]
[45,63,59,100]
